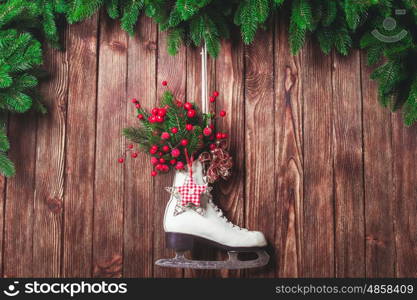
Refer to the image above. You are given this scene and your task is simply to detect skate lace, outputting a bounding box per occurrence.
[209,200,248,232]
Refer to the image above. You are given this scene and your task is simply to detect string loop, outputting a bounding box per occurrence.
[201,42,208,114]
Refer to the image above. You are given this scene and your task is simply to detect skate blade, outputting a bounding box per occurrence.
[155,250,269,270]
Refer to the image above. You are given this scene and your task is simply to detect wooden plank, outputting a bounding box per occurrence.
[93,13,127,278]
[214,38,246,279]
[153,31,186,278]
[301,40,334,277]
[183,43,217,278]
[362,55,395,277]
[123,16,157,278]
[274,14,303,278]
[0,175,4,276]
[63,16,98,277]
[3,114,37,277]
[32,29,68,277]
[245,23,276,278]
[332,51,365,277]
[392,117,417,277]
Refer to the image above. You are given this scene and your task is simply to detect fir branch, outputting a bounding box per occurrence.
[167,27,183,55]
[0,152,15,177]
[289,19,306,55]
[404,77,417,126]
[121,0,144,36]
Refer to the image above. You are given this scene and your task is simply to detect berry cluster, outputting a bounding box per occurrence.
[121,81,228,176]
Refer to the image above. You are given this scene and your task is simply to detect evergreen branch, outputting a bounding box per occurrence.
[0,151,15,177]
[404,77,417,126]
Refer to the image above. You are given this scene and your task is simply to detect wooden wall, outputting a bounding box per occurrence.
[2,13,416,278]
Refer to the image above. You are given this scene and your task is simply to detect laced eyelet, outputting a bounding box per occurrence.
[209,201,245,231]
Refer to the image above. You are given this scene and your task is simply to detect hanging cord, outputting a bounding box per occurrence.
[201,41,208,114]
[184,148,194,178]
[182,42,207,178]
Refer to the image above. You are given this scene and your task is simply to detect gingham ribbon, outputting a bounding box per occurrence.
[177,177,207,207]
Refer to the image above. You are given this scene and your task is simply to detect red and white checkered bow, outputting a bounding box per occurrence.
[177,177,207,207]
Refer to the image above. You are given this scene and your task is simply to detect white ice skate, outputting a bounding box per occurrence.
[155,160,270,270]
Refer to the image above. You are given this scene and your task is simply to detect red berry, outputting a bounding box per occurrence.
[170,159,177,165]
[128,144,134,149]
[151,145,158,150]
[185,124,193,131]
[150,148,157,154]
[209,143,216,150]
[209,96,216,103]
[216,132,223,139]
[137,114,144,119]
[161,164,169,172]
[157,151,163,157]
[184,102,193,110]
[159,158,166,163]
[151,108,159,115]
[135,103,141,109]
[175,161,184,170]
[155,115,164,123]
[176,100,183,107]
[222,133,228,139]
[171,148,180,157]
[131,98,138,103]
[171,127,178,134]
[158,108,167,117]
[149,116,156,123]
[213,91,219,97]
[187,109,196,118]
[161,132,170,140]
[209,124,214,129]
[203,127,212,136]
[180,139,188,146]
[220,110,226,117]
[162,145,170,152]
[118,158,124,163]
[131,152,138,158]
[151,171,158,177]
[151,157,158,165]
[162,81,167,86]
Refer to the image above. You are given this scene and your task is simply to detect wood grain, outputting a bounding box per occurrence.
[392,116,417,277]
[362,55,395,277]
[123,17,157,278]
[63,16,98,277]
[301,40,334,277]
[4,113,37,277]
[332,51,365,277]
[93,14,127,278]
[153,31,186,278]
[274,14,303,278]
[33,27,68,277]
[245,23,276,278]
[0,175,4,275]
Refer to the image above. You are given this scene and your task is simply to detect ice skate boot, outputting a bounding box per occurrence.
[155,160,269,269]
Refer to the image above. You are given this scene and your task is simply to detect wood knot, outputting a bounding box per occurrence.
[366,235,385,247]
[93,255,122,278]
[46,197,62,213]
[146,41,157,51]
[110,41,126,52]
[284,66,297,93]
[58,102,67,114]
